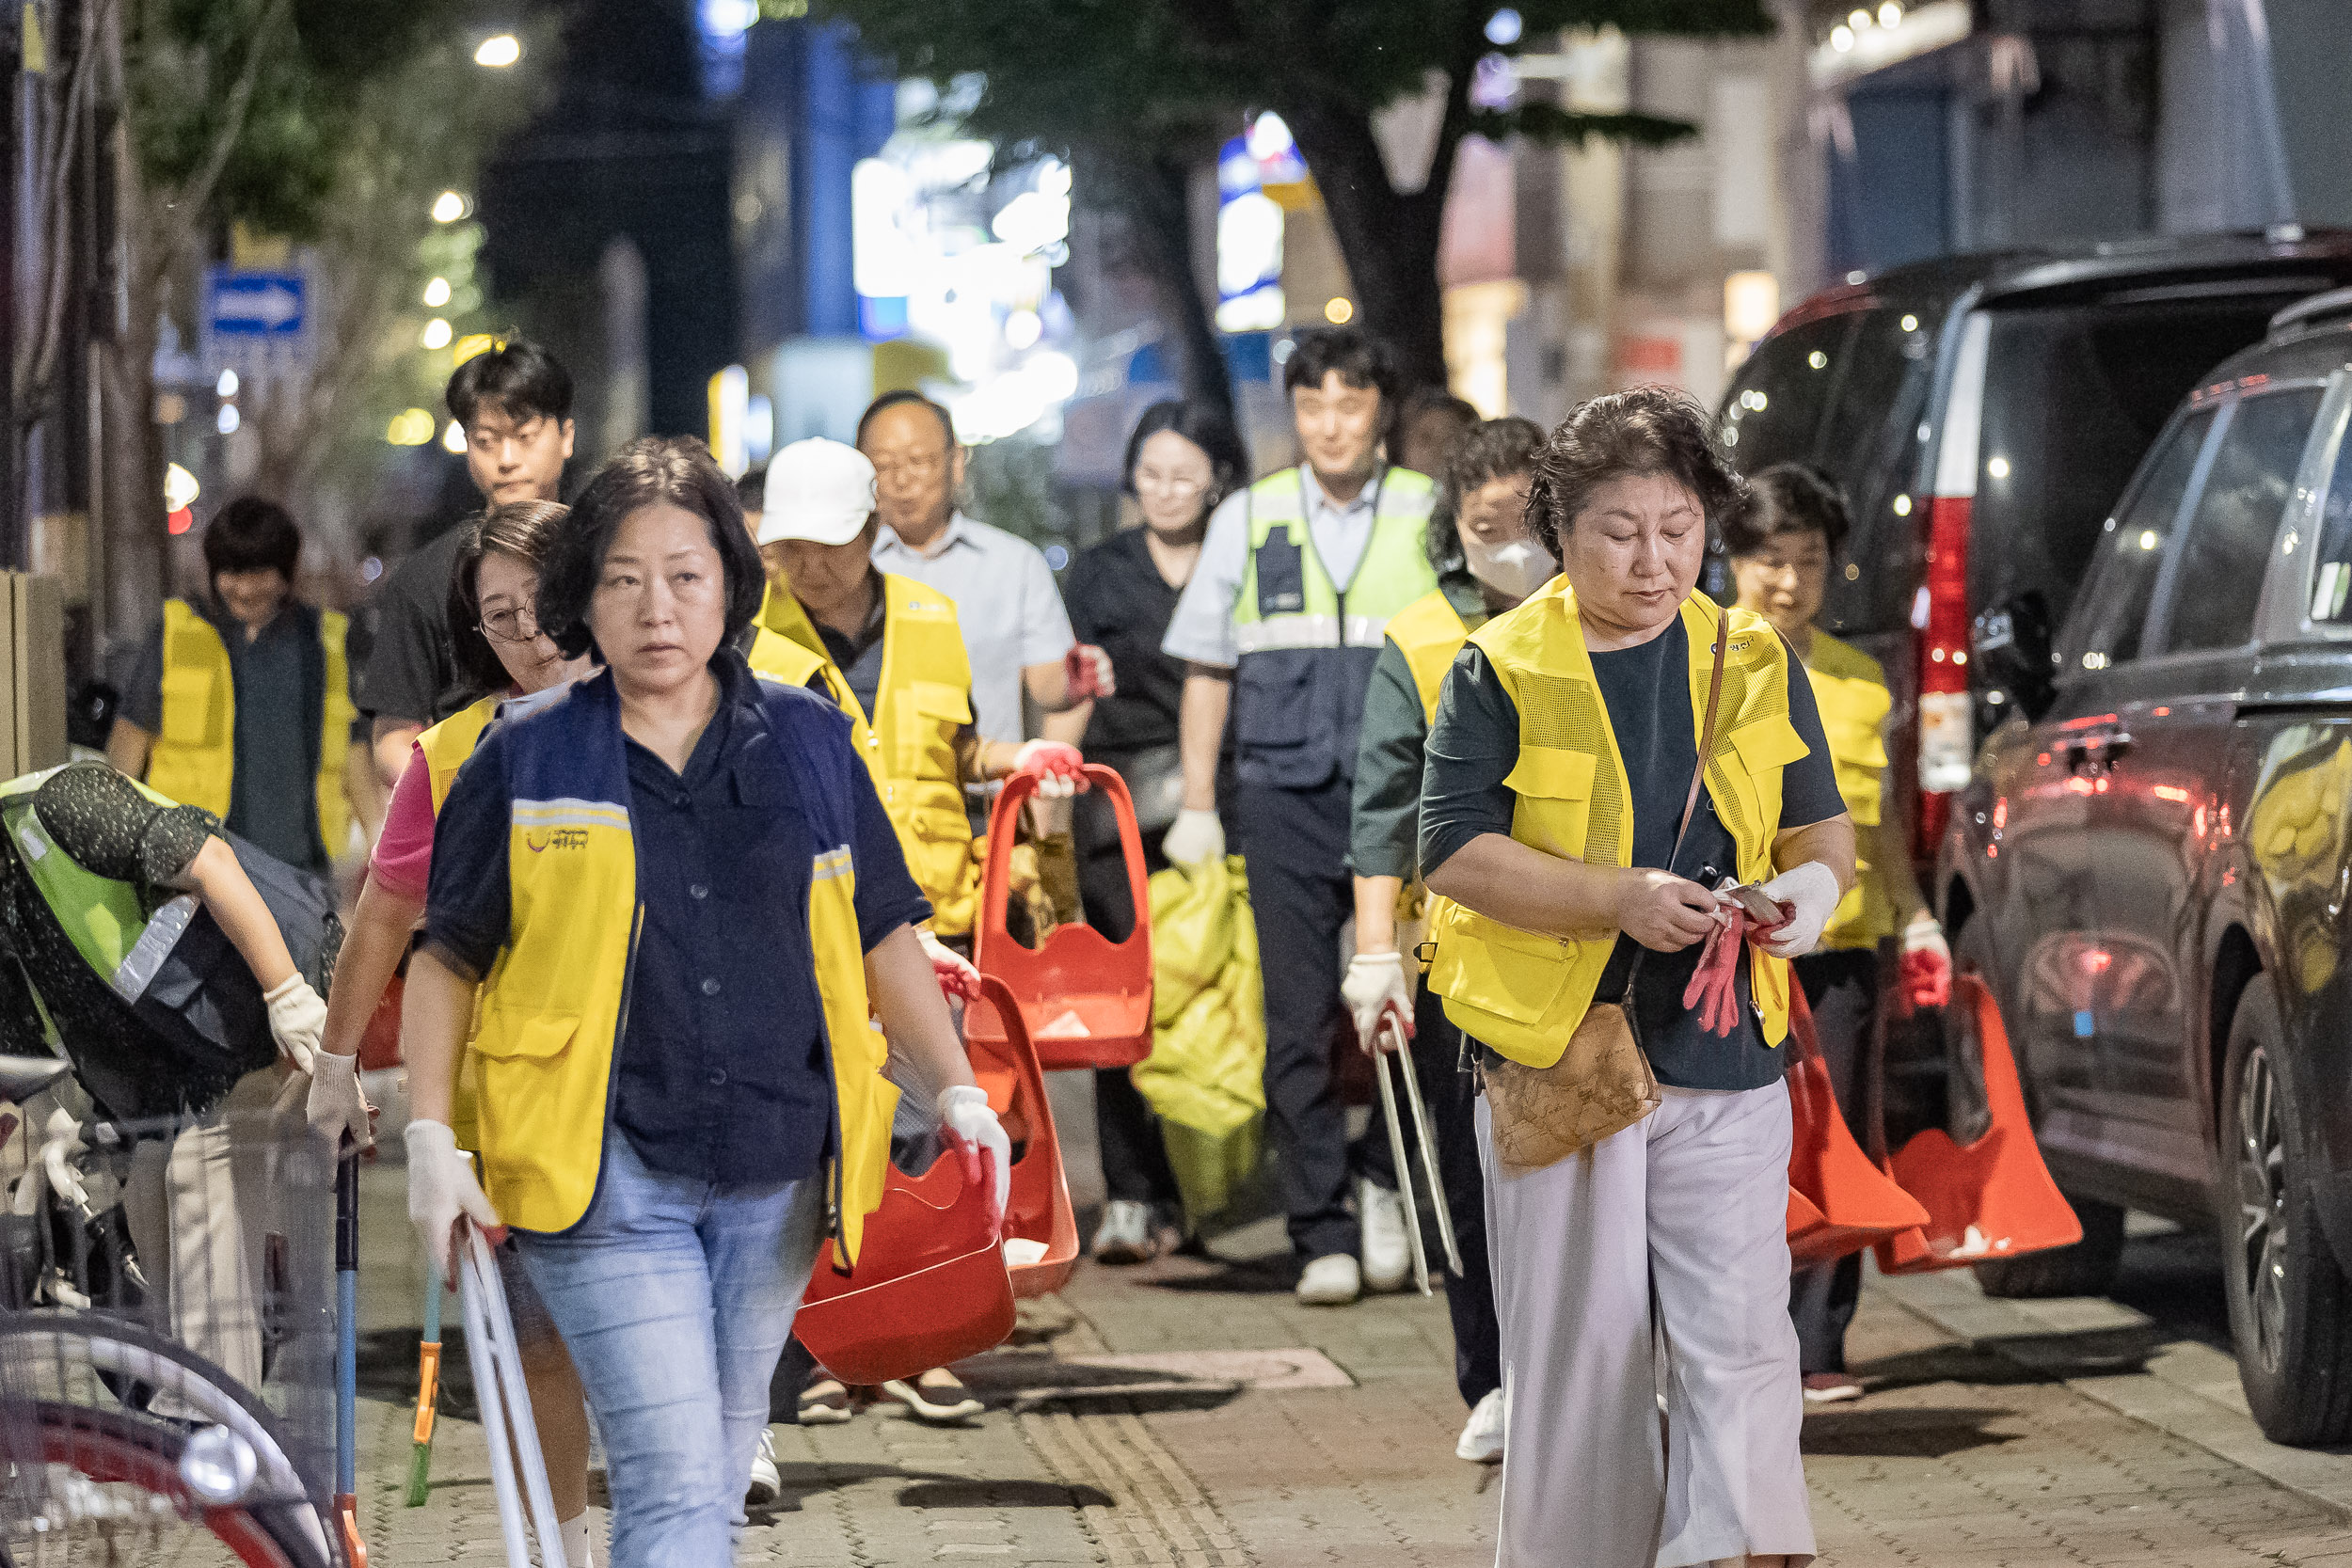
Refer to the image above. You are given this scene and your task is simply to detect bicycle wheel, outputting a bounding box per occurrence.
[0,1312,336,1568]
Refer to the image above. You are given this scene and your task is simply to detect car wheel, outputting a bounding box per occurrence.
[1948,920,2129,1299]
[2217,975,2352,1445]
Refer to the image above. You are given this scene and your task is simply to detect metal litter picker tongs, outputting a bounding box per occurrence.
[456,1219,571,1568]
[1373,1014,1464,1295]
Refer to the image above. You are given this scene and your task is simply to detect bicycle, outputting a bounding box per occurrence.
[0,1052,346,1566]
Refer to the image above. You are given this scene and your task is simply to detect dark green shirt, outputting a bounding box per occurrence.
[1349,572,1491,881]
[1420,617,1845,1091]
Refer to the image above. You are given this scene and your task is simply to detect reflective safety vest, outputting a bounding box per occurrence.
[147,599,358,862]
[1425,587,1802,1067]
[1230,467,1437,790]
[466,669,897,1263]
[746,577,981,937]
[0,767,199,1005]
[413,692,507,1148]
[1804,631,1898,951]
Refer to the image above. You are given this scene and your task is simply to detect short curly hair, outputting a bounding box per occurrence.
[1427,416,1545,573]
[535,437,765,662]
[1524,388,1745,560]
[1720,462,1851,560]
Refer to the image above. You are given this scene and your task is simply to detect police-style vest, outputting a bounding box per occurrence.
[1425,587,1803,1067]
[466,669,896,1264]
[147,599,358,861]
[1804,631,1897,951]
[1231,467,1438,789]
[746,577,980,937]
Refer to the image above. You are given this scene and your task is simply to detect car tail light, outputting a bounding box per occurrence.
[1915,309,1989,861]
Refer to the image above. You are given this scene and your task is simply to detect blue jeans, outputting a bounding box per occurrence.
[515,1128,824,1567]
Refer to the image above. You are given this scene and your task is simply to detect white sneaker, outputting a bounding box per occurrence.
[1295,1252,1361,1306]
[1091,1199,1155,1264]
[745,1426,780,1508]
[1359,1180,1411,1292]
[1455,1387,1504,1463]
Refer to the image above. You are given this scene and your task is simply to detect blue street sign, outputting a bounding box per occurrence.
[206,268,307,338]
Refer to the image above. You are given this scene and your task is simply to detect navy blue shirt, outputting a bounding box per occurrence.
[1421,618,1847,1091]
[425,653,930,1186]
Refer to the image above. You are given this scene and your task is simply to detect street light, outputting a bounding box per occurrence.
[432,191,469,223]
[474,34,521,68]
[421,318,453,351]
[422,277,452,308]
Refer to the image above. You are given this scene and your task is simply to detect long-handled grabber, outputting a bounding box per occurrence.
[456,1219,568,1568]
[1372,1014,1433,1295]
[405,1262,442,1506]
[336,1147,369,1565]
[1387,1016,1464,1278]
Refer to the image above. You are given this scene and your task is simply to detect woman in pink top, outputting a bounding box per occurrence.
[303,499,602,1563]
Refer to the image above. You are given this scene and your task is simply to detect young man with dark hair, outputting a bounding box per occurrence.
[107,498,362,873]
[357,339,576,785]
[1161,325,1438,1306]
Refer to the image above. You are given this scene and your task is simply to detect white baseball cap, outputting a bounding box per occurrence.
[757,438,877,546]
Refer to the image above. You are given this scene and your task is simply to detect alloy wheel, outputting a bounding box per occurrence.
[2233,1044,2290,1373]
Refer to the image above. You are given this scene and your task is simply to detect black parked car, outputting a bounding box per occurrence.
[1944,287,2352,1445]
[1719,230,2352,872]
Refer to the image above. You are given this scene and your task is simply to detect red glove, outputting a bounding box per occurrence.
[1901,914,1952,1009]
[1010,739,1087,797]
[1065,644,1115,701]
[917,929,983,1003]
[1681,909,1748,1037]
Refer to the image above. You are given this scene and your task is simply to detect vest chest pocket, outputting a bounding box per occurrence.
[472,1007,580,1062]
[1723,716,1810,857]
[159,667,223,746]
[898,680,970,767]
[1502,747,1597,862]
[1252,532,1306,615]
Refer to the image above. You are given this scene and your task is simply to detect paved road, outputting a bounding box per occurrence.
[352,1157,2352,1568]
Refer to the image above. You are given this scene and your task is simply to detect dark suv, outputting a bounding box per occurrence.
[1719,230,2352,868]
[1943,289,2352,1445]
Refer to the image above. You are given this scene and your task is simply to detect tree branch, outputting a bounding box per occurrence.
[1474,103,1698,147]
[146,0,292,293]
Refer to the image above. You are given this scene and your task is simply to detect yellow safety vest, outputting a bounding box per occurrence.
[1804,631,1898,951]
[408,693,507,1148]
[466,669,895,1262]
[747,576,981,936]
[148,599,357,860]
[1425,587,1803,1066]
[1380,586,1481,942]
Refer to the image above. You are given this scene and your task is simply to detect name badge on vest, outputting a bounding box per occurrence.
[1253,534,1306,616]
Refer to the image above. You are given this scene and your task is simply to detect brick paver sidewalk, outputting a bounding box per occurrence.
[355,1171,2352,1567]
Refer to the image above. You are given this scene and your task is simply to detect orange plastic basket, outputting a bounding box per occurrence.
[1873,972,2081,1274]
[794,1131,1015,1386]
[966,975,1080,1299]
[1783,986,1929,1265]
[970,767,1153,1070]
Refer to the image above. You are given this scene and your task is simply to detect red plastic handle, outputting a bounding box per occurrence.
[976,764,1150,961]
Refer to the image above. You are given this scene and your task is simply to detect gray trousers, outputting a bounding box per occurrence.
[1479,1080,1814,1568]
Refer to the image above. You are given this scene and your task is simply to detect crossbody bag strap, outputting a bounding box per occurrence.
[1668,607,1730,868]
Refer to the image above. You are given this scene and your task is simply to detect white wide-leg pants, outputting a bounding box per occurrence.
[1480,1080,1813,1568]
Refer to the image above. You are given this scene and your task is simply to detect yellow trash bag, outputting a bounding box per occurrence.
[1131,855,1265,1224]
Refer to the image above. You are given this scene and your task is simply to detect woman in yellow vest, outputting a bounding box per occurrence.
[1420,390,1855,1568]
[107,498,363,873]
[303,500,603,1563]
[1724,464,1949,1407]
[399,438,1010,1568]
[1343,414,1544,1465]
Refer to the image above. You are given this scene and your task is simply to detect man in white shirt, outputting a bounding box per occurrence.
[859,392,1108,748]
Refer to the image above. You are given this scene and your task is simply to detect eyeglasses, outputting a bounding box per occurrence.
[1134,471,1209,499]
[479,606,541,642]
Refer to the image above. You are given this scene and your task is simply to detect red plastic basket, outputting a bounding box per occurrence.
[794,1131,1015,1386]
[970,766,1153,1070]
[966,975,1080,1299]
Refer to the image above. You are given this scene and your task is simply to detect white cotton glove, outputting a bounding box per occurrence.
[1341,951,1416,1055]
[937,1084,1013,1224]
[262,975,326,1074]
[1010,739,1089,799]
[305,1047,374,1150]
[1163,808,1225,868]
[405,1119,502,1286]
[1755,862,1841,959]
[917,927,983,1003]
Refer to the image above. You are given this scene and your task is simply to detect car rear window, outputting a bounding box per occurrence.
[1964,296,2301,637]
[2157,387,2325,654]
[1722,314,1853,472]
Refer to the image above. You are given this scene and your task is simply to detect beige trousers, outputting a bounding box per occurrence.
[119,1069,289,1390]
[1479,1080,1814,1568]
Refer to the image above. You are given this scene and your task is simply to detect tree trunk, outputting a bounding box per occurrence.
[1100,150,1233,428]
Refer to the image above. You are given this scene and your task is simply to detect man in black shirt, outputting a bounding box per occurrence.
[357,340,574,785]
